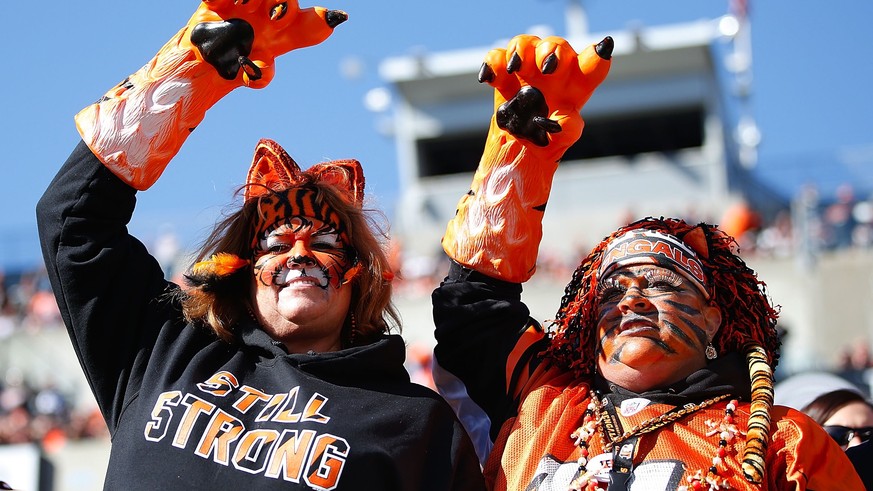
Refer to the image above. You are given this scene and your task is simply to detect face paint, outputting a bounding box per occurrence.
[250,187,358,290]
[594,264,721,390]
[253,216,355,290]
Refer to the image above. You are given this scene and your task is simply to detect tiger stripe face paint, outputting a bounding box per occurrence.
[595,264,722,391]
[252,187,358,291]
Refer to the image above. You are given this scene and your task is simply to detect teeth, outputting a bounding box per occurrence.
[276,267,329,288]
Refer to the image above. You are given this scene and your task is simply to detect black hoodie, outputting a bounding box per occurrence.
[36,142,485,491]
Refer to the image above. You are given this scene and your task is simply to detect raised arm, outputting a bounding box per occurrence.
[443,34,612,283]
[36,1,346,425]
[433,34,612,461]
[76,1,347,190]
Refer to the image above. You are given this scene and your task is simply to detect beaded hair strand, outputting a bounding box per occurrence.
[544,216,781,484]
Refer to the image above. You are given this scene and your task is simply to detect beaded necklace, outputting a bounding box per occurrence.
[568,392,740,491]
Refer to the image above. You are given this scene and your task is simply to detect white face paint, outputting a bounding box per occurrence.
[254,218,354,291]
[272,263,330,289]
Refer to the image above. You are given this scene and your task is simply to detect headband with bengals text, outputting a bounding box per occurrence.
[598,230,710,299]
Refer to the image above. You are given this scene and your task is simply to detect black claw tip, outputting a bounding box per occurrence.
[542,53,558,75]
[326,10,348,28]
[533,116,562,134]
[478,63,495,84]
[596,36,614,60]
[239,55,263,81]
[507,53,522,74]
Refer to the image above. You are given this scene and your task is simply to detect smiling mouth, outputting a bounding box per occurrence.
[276,269,330,289]
[618,319,658,336]
[281,277,320,287]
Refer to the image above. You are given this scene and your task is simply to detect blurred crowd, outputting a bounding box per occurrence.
[0,268,62,338]
[392,183,873,296]
[0,368,108,450]
[746,183,873,257]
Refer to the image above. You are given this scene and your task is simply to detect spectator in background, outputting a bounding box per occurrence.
[719,199,762,252]
[755,209,794,258]
[822,183,857,250]
[847,439,873,490]
[773,370,863,411]
[802,388,873,450]
[0,271,15,339]
[839,339,873,395]
[852,195,873,248]
[802,388,873,488]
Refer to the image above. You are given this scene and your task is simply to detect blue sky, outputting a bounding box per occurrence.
[1,1,872,271]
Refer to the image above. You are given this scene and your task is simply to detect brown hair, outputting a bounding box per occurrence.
[802,389,872,425]
[179,176,400,346]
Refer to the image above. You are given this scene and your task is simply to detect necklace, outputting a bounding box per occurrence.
[569,392,737,491]
[599,393,732,451]
[681,398,742,491]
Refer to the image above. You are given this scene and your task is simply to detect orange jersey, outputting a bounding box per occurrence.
[432,264,864,491]
[487,371,861,490]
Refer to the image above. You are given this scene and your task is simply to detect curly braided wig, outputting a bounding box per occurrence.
[545,216,781,377]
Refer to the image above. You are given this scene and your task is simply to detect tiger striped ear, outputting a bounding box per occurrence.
[307,159,365,207]
[244,139,302,201]
[682,225,710,259]
[243,139,364,206]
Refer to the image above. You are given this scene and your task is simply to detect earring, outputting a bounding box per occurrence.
[705,343,718,360]
[347,312,358,346]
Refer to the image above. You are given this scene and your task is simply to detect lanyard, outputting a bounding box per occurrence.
[598,395,637,490]
[608,436,639,490]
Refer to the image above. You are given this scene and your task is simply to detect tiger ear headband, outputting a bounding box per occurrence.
[244,138,365,206]
[189,139,365,282]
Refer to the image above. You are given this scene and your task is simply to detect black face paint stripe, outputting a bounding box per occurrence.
[597,307,614,324]
[610,344,624,364]
[651,338,677,354]
[676,314,710,348]
[662,318,702,349]
[665,299,702,316]
[288,255,316,265]
[270,264,282,285]
[253,263,270,286]
[599,324,619,348]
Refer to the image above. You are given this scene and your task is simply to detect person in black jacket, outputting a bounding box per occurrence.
[36,2,484,490]
[847,439,873,490]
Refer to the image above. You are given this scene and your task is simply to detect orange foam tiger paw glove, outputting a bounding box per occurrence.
[442,35,612,283]
[75,1,347,190]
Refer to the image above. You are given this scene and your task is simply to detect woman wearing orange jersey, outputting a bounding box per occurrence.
[432,33,863,490]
